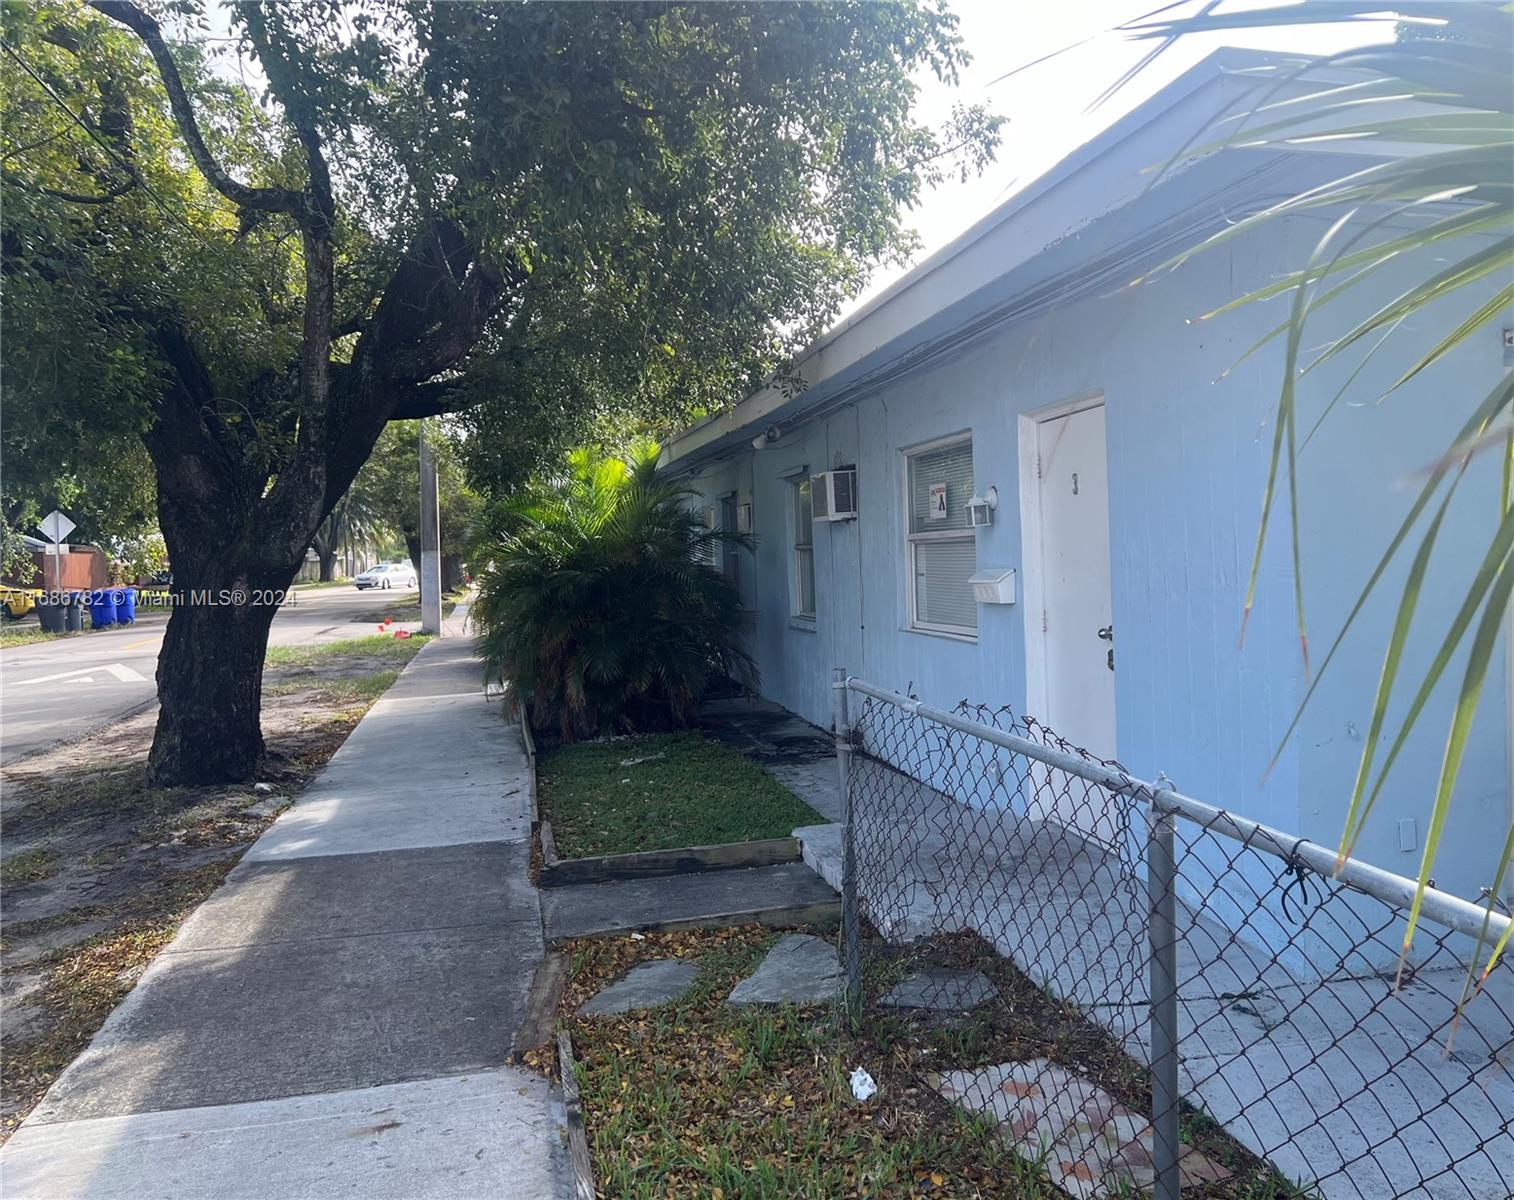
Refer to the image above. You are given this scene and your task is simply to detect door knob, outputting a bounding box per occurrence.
[1097,625,1113,641]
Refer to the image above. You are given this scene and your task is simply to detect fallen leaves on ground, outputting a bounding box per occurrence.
[556,926,1295,1200]
[556,925,1045,1200]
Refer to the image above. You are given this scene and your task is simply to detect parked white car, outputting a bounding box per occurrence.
[354,562,418,590]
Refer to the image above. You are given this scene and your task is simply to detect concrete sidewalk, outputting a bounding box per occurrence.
[0,637,571,1199]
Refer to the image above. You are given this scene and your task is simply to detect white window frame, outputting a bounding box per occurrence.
[791,476,816,621]
[697,505,718,569]
[903,432,977,639]
[719,491,741,588]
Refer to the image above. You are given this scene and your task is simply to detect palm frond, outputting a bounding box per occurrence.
[1122,2,1514,960]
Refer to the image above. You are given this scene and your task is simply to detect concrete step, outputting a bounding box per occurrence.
[542,862,839,942]
[794,822,843,891]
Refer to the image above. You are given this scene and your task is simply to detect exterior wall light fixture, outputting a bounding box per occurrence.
[966,485,998,528]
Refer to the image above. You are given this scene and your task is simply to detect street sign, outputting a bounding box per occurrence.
[37,510,77,594]
[39,510,76,544]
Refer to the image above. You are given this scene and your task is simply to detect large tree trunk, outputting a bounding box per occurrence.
[124,213,498,787]
[46,4,511,790]
[317,547,337,581]
[149,564,285,783]
[403,529,421,576]
[140,321,312,786]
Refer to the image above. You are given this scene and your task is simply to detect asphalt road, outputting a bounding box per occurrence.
[0,584,417,765]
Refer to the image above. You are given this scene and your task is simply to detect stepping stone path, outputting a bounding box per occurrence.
[728,934,841,1005]
[580,959,700,1016]
[933,1059,1230,1200]
[880,967,996,1012]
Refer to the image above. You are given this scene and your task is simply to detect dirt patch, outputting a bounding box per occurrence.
[0,644,424,1139]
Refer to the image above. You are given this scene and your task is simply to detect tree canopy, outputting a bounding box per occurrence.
[5,1,1000,499]
[1,0,996,782]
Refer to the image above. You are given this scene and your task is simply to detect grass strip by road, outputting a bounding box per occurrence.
[366,588,466,623]
[265,633,429,668]
[0,848,62,885]
[538,733,822,859]
[264,670,400,707]
[0,625,79,650]
[2,861,237,1128]
[2,612,157,650]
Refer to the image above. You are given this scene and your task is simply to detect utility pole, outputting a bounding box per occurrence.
[418,420,443,636]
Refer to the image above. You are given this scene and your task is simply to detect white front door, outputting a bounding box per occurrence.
[1027,400,1117,838]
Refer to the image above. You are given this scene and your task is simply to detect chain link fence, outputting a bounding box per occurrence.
[832,673,1513,1200]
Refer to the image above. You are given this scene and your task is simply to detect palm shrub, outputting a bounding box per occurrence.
[1113,3,1512,972]
[472,442,755,739]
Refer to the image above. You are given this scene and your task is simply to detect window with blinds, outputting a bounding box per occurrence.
[905,436,977,635]
[792,478,815,619]
[908,439,976,533]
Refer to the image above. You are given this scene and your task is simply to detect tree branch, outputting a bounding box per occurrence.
[350,219,512,389]
[382,258,507,384]
[235,5,333,228]
[231,5,335,477]
[333,309,371,339]
[86,1,303,216]
[3,168,136,204]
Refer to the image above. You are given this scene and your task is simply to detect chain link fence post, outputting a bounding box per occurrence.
[1147,786,1182,1200]
[833,666,861,1029]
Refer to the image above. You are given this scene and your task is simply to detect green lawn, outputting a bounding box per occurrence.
[538,732,822,858]
[292,578,351,589]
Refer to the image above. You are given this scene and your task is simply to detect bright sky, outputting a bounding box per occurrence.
[853,0,1397,313]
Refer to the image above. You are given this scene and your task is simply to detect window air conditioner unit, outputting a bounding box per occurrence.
[811,468,858,521]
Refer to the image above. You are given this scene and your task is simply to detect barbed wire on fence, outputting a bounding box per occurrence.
[835,676,1513,1200]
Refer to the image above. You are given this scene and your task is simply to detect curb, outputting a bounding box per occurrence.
[520,705,539,823]
[514,952,567,1061]
[538,836,802,888]
[545,897,842,944]
[557,1031,596,1200]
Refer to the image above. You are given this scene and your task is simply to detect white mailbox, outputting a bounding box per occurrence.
[969,568,1016,605]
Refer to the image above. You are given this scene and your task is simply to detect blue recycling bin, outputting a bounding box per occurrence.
[114,587,136,625]
[88,589,119,629]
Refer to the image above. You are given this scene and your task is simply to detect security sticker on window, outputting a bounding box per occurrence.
[929,482,948,520]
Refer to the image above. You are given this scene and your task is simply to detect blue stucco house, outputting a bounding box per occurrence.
[665,49,1511,907]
